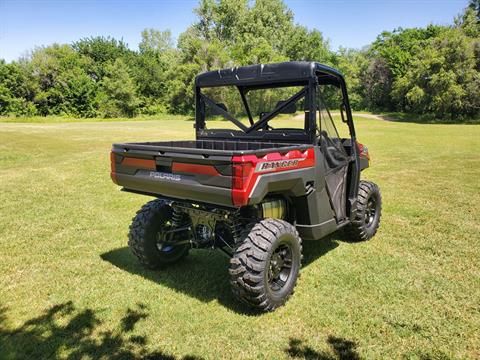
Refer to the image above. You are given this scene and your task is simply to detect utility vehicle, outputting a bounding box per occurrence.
[110,61,382,311]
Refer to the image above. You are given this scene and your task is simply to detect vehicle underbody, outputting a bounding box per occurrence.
[153,197,288,256]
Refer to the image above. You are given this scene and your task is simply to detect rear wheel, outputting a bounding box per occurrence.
[345,180,382,241]
[229,219,302,311]
[128,199,190,269]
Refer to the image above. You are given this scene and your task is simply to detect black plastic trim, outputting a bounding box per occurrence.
[296,218,338,240]
[115,171,233,207]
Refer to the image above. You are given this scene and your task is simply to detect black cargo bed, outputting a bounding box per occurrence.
[113,140,312,157]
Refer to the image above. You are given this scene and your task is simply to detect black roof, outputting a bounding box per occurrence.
[195,61,345,88]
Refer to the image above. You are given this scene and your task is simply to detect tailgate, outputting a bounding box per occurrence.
[110,145,234,207]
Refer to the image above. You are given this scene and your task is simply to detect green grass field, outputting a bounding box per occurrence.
[0,116,479,359]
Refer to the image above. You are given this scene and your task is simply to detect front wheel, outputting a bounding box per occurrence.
[229,219,302,311]
[345,180,382,242]
[128,199,190,269]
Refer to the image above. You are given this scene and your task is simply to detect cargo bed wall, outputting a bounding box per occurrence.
[114,140,311,156]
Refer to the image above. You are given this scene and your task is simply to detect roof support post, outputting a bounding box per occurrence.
[307,79,317,144]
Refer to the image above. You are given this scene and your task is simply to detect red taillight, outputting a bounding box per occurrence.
[232,162,253,190]
[356,141,370,160]
[232,157,255,206]
[110,151,118,184]
[232,164,243,189]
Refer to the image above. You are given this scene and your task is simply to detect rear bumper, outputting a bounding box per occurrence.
[114,171,233,207]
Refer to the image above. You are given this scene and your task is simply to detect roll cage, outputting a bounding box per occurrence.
[194,61,357,145]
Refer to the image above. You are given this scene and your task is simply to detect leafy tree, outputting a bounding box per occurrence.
[392,28,479,119]
[27,44,96,116]
[0,60,37,116]
[332,48,369,110]
[97,59,139,117]
[456,3,480,38]
[72,36,132,80]
[285,27,332,63]
[468,0,480,20]
[241,0,295,55]
[165,62,202,114]
[133,29,181,114]
[193,0,249,42]
[190,0,303,64]
[139,29,174,53]
[58,68,98,117]
[171,0,332,111]
[370,25,445,78]
[362,58,393,110]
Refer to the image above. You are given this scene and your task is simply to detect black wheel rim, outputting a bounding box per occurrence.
[365,196,377,228]
[267,243,293,292]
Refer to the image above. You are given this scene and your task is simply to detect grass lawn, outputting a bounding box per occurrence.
[0,116,479,359]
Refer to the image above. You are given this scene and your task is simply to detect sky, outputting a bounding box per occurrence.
[0,0,469,62]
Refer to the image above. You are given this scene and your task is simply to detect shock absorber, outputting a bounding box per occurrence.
[171,206,185,228]
[169,204,193,246]
[229,211,243,245]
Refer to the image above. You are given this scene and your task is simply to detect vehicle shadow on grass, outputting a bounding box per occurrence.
[0,302,203,360]
[286,337,360,360]
[101,232,343,315]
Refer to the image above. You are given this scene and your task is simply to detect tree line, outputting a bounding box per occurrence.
[0,0,478,121]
